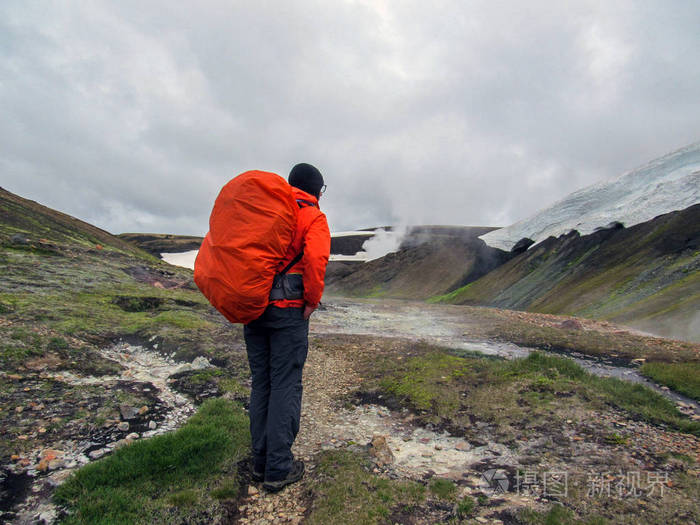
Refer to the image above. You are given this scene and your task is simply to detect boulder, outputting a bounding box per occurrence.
[510,237,535,255]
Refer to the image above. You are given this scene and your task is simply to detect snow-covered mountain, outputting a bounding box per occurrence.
[480,142,700,251]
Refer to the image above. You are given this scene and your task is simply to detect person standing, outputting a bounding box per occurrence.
[243,163,330,492]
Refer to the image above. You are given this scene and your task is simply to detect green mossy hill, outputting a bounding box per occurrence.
[326,226,507,299]
[117,233,203,257]
[0,187,149,257]
[1,189,248,466]
[436,204,700,342]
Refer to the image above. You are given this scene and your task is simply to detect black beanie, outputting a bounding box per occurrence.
[288,163,324,198]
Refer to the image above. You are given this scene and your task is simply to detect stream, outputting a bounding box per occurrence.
[313,298,700,415]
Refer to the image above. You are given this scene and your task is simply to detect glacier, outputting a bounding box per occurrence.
[480,142,700,251]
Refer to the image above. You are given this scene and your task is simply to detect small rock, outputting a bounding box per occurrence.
[455,442,470,451]
[89,449,107,460]
[126,432,139,440]
[560,319,583,330]
[475,517,488,524]
[48,459,65,470]
[37,507,58,524]
[118,422,129,432]
[15,406,24,414]
[138,406,149,415]
[368,435,394,467]
[191,356,212,370]
[119,405,140,420]
[10,233,29,245]
[248,485,259,496]
[148,421,157,430]
[113,439,131,449]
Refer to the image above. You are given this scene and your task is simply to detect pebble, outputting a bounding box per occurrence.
[89,449,107,460]
[148,420,157,430]
[117,422,129,431]
[248,485,259,496]
[119,405,140,420]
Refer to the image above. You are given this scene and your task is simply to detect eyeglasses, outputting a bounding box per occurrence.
[320,184,327,195]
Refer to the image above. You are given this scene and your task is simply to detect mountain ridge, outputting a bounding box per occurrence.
[480,142,700,250]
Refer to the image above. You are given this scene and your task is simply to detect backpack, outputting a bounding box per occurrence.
[194,170,299,324]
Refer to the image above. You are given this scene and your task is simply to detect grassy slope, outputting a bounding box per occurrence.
[0,188,148,256]
[437,204,700,341]
[0,188,248,465]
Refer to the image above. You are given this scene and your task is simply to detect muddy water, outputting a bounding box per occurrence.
[313,298,700,415]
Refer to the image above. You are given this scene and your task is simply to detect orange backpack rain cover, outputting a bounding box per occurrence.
[194,171,298,324]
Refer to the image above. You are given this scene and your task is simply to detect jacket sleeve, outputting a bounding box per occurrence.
[302,211,331,307]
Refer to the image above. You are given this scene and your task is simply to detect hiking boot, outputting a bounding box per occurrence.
[249,460,264,482]
[262,460,305,493]
[251,469,264,483]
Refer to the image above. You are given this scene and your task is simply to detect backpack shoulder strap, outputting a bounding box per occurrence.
[278,199,315,275]
[279,250,304,275]
[296,199,317,208]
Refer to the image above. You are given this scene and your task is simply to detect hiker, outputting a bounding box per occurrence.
[244,163,331,492]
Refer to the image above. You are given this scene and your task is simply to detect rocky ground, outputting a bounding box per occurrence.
[2,294,700,524]
[232,325,700,525]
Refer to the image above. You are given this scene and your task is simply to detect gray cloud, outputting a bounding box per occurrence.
[1,1,698,235]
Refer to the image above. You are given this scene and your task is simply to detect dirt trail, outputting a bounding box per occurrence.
[236,347,359,524]
[236,298,700,524]
[236,337,524,524]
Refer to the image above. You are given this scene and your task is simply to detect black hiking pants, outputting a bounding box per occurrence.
[243,306,309,482]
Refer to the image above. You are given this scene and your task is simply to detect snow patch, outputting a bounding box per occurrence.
[480,142,700,251]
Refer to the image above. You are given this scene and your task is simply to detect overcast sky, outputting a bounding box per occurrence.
[1,1,699,235]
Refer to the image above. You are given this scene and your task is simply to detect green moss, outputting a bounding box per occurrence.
[640,361,700,401]
[427,282,474,304]
[54,399,250,525]
[210,479,239,500]
[370,348,700,437]
[428,478,457,500]
[307,450,425,525]
[456,495,476,519]
[167,489,198,507]
[379,351,470,417]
